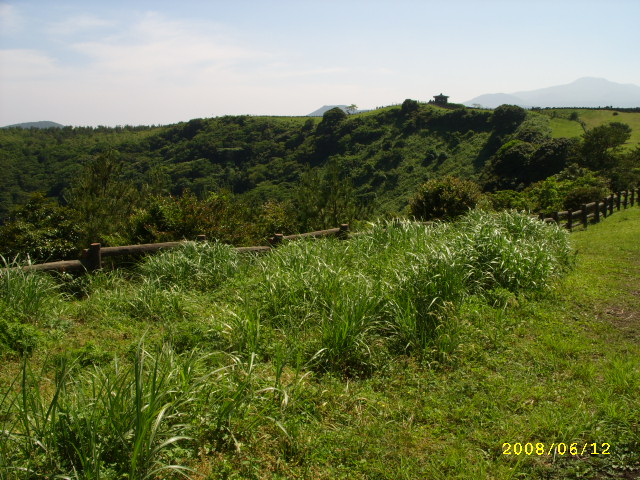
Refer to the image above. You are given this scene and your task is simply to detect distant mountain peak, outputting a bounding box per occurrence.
[464,78,640,109]
[307,105,349,117]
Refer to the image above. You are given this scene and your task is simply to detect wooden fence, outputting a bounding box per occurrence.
[16,224,350,274]
[536,188,638,230]
[9,187,640,274]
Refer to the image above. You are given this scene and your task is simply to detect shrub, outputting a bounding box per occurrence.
[564,185,609,211]
[408,176,484,221]
[491,104,527,133]
[0,317,41,356]
[0,193,81,262]
[127,191,252,245]
[515,114,552,143]
[488,190,530,211]
[401,98,419,115]
[525,165,610,213]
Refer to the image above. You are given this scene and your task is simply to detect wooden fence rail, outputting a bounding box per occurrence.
[537,188,638,230]
[15,224,350,274]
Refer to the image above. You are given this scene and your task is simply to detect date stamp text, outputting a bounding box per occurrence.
[502,442,611,456]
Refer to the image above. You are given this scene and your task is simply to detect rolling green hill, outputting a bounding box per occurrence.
[547,108,640,149]
[1,121,65,129]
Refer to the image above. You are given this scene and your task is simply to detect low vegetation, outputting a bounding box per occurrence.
[1,207,639,478]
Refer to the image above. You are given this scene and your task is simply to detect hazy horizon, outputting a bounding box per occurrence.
[1,0,639,127]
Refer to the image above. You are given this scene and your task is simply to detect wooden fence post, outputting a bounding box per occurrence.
[616,192,621,211]
[270,234,284,246]
[594,201,600,223]
[631,188,636,207]
[609,194,614,215]
[552,211,559,224]
[601,199,607,218]
[623,190,629,209]
[196,235,207,242]
[538,212,544,221]
[86,243,102,271]
[581,204,588,229]
[567,210,573,231]
[338,223,350,240]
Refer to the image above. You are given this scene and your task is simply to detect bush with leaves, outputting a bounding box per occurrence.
[580,122,632,171]
[488,190,530,211]
[610,146,640,191]
[0,193,82,262]
[491,104,527,133]
[408,176,484,221]
[524,165,610,213]
[0,316,41,357]
[127,190,252,245]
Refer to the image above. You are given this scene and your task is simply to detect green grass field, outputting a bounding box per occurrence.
[1,207,639,479]
[548,109,640,150]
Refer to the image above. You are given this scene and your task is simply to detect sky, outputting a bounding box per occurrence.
[1,0,639,127]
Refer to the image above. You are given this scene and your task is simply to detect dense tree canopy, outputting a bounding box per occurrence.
[0,104,636,261]
[491,104,527,133]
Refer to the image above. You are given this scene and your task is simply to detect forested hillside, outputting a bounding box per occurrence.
[1,102,638,261]
[0,103,493,219]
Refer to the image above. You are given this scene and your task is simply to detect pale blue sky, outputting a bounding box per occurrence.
[1,0,638,126]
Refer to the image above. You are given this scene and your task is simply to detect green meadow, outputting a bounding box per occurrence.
[1,206,639,479]
[548,108,640,150]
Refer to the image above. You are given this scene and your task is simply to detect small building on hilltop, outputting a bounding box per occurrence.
[433,93,449,106]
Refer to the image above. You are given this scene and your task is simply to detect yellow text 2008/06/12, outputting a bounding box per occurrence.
[502,442,611,456]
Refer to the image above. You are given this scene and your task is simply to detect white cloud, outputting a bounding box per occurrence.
[68,12,274,83]
[46,14,114,36]
[0,3,22,34]
[0,10,363,125]
[0,49,60,80]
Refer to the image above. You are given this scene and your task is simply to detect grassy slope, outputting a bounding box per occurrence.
[548,109,640,150]
[245,208,639,480]
[99,211,640,478]
[1,208,639,479]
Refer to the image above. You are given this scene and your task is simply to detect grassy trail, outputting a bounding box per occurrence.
[568,208,640,344]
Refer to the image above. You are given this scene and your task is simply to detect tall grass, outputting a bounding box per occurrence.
[73,241,243,325]
[454,210,573,294]
[0,256,61,323]
[0,210,577,477]
[0,344,279,479]
[137,241,242,292]
[0,346,196,478]
[223,211,572,374]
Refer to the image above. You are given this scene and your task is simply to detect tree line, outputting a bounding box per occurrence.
[0,103,638,262]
